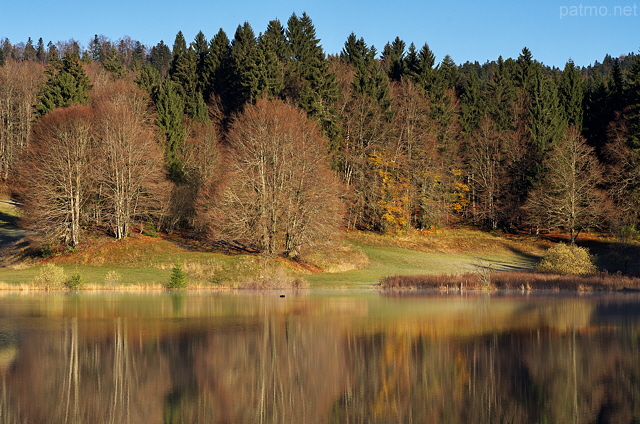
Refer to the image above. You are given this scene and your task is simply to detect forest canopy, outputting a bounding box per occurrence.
[1,13,639,254]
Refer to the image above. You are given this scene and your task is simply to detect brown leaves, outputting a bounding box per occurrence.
[198,98,343,257]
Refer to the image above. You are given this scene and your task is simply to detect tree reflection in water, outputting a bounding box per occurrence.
[0,293,639,423]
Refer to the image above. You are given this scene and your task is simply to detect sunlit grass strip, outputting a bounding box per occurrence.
[378,271,640,291]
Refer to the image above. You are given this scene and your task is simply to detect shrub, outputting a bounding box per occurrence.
[536,243,597,275]
[65,273,83,290]
[32,263,67,289]
[167,263,187,289]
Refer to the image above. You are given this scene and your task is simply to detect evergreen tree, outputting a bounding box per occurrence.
[527,67,564,182]
[89,34,102,62]
[136,64,162,96]
[341,34,391,115]
[47,41,58,61]
[381,36,406,81]
[558,60,585,128]
[35,53,91,118]
[257,19,288,98]
[412,43,437,90]
[404,43,420,80]
[36,37,46,63]
[168,32,207,120]
[516,47,534,89]
[192,31,210,93]
[23,37,36,61]
[460,68,485,134]
[204,29,232,108]
[156,80,186,182]
[130,41,146,70]
[102,47,125,77]
[626,54,640,149]
[285,12,340,142]
[149,40,171,76]
[229,22,260,111]
[487,56,518,131]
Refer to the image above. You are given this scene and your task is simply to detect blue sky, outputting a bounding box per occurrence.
[2,0,638,68]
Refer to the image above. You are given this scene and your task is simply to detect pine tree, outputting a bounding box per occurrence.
[404,43,420,80]
[89,35,102,62]
[516,47,534,89]
[627,54,640,149]
[169,32,207,121]
[558,60,585,128]
[381,36,406,81]
[35,53,91,118]
[204,29,232,109]
[229,22,260,112]
[460,67,485,134]
[285,12,340,141]
[23,37,36,61]
[149,40,171,76]
[257,19,288,98]
[36,37,46,63]
[527,67,564,183]
[341,34,391,115]
[156,80,186,181]
[192,31,210,94]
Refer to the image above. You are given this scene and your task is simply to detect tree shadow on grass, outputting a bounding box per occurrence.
[578,238,640,276]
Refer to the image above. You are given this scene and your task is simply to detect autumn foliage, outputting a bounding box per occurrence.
[198,98,343,257]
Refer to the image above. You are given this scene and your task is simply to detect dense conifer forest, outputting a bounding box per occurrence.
[1,12,639,256]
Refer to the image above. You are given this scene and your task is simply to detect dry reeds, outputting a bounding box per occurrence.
[379,271,640,292]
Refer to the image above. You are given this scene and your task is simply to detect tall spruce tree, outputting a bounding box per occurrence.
[558,60,585,129]
[285,12,340,142]
[192,31,210,94]
[204,29,232,109]
[381,36,406,81]
[149,40,172,76]
[170,32,207,121]
[35,53,91,118]
[156,80,186,181]
[627,53,640,150]
[460,67,485,134]
[527,67,564,182]
[257,19,288,98]
[229,22,260,112]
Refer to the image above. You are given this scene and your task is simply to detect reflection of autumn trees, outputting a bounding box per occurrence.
[2,296,640,423]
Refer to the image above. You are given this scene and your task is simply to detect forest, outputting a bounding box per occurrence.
[1,12,639,258]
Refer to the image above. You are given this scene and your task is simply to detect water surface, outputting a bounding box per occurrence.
[0,291,639,423]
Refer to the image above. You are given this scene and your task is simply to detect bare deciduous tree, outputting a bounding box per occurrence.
[0,60,44,181]
[93,80,169,239]
[17,106,94,247]
[199,98,343,257]
[524,127,607,243]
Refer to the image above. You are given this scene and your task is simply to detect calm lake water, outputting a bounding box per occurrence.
[0,291,639,423]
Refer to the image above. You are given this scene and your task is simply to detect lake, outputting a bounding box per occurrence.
[0,291,639,423]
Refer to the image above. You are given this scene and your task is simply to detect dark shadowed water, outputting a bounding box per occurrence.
[0,291,639,423]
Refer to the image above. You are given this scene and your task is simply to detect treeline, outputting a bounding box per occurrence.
[1,12,639,255]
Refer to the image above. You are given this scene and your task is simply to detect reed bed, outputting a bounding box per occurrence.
[379,271,640,292]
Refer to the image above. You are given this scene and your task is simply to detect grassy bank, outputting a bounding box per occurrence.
[1,210,637,291]
[0,228,548,290]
